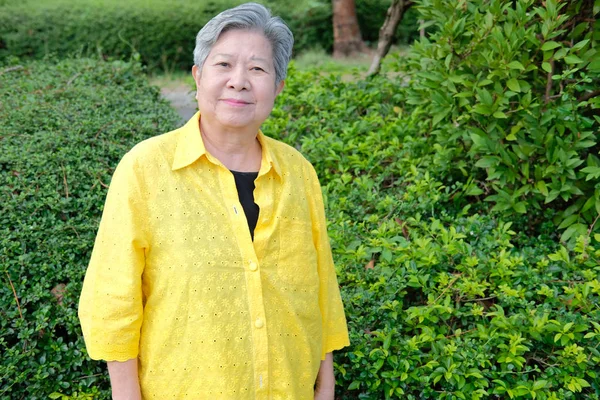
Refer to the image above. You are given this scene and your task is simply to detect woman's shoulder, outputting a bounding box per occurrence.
[261,134,316,174]
[126,128,181,164]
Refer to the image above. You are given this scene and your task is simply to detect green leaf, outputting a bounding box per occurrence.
[564,55,584,64]
[513,202,527,214]
[454,91,473,98]
[381,249,393,263]
[348,381,361,390]
[466,186,484,196]
[554,333,562,343]
[508,61,525,70]
[473,104,493,115]
[545,190,560,203]
[532,380,548,391]
[432,108,452,126]
[49,394,63,400]
[445,53,453,69]
[536,181,548,196]
[581,166,600,180]
[572,39,590,50]
[541,41,561,51]
[542,62,552,73]
[558,214,578,229]
[479,89,494,106]
[560,224,585,243]
[589,57,600,73]
[507,78,520,92]
[475,156,499,168]
[493,111,508,119]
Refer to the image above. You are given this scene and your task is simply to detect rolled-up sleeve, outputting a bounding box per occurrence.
[78,151,148,361]
[307,165,350,360]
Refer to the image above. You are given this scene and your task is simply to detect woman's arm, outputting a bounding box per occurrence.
[314,352,335,400]
[107,359,142,400]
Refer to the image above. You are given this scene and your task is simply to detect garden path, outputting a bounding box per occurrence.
[159,83,196,124]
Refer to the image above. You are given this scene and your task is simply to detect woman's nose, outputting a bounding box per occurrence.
[227,66,250,91]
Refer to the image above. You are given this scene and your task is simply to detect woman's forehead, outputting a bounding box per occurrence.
[212,29,272,54]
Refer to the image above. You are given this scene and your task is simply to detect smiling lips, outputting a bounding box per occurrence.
[222,98,252,107]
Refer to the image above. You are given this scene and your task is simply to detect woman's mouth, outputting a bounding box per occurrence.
[222,98,251,107]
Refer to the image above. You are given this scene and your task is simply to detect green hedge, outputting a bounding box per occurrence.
[0,0,244,72]
[0,0,418,72]
[263,63,600,399]
[0,58,181,398]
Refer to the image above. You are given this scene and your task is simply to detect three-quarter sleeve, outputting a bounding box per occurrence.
[307,165,350,360]
[78,151,149,361]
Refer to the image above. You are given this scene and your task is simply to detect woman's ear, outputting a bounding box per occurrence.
[192,65,200,100]
[275,80,285,96]
[192,65,200,84]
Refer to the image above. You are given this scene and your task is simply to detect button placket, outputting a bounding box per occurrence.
[221,165,270,396]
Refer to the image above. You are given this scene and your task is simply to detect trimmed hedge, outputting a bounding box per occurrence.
[0,0,418,72]
[0,58,181,398]
[0,0,244,72]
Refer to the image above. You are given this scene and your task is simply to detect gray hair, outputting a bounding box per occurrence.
[193,2,294,86]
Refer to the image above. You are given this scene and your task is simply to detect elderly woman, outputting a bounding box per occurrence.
[78,3,349,399]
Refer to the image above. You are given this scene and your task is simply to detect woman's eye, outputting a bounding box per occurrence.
[217,62,229,67]
[252,67,264,72]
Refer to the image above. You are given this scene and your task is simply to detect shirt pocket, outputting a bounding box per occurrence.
[278,217,319,287]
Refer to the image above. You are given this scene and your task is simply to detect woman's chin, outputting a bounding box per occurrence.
[215,112,267,131]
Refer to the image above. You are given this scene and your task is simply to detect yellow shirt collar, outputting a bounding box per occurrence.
[171,111,282,177]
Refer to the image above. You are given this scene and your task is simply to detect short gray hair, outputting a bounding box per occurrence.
[193,2,294,86]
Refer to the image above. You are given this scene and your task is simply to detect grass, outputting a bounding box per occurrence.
[149,69,195,90]
[294,47,374,73]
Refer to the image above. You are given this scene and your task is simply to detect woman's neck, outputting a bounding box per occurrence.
[199,118,262,172]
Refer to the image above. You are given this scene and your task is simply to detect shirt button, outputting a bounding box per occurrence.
[254,318,264,329]
[249,261,257,271]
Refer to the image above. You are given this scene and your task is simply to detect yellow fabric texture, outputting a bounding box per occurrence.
[78,112,350,399]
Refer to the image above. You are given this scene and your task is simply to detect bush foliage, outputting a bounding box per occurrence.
[262,0,600,397]
[265,64,600,400]
[0,0,242,72]
[395,0,600,242]
[0,0,416,72]
[0,58,181,398]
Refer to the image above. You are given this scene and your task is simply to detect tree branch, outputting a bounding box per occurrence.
[578,89,600,103]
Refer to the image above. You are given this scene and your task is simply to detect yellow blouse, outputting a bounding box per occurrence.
[78,112,350,399]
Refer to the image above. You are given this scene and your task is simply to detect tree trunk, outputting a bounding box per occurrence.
[367,0,413,76]
[332,0,368,58]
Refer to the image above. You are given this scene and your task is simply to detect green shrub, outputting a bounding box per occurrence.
[263,60,600,398]
[390,0,600,242]
[0,58,180,398]
[0,0,419,71]
[0,0,244,72]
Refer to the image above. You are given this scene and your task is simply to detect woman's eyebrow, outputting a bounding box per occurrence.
[249,56,269,64]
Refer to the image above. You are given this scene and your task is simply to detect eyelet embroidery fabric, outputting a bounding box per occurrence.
[78,112,350,399]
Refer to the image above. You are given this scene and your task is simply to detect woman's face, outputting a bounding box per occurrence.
[192,29,284,133]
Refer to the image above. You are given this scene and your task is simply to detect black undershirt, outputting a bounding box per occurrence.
[230,170,260,240]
